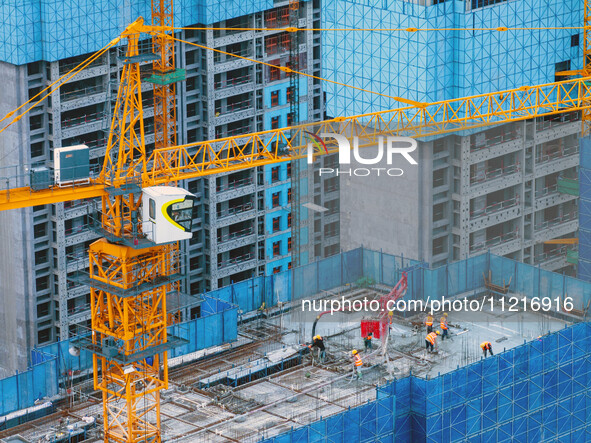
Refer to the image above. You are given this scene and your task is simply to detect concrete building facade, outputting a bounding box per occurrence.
[338,116,580,273]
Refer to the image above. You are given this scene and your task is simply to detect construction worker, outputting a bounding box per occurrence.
[257,301,266,320]
[308,335,326,362]
[351,350,363,379]
[481,341,494,358]
[364,332,373,350]
[425,330,440,353]
[425,312,434,333]
[440,313,449,341]
[388,310,394,325]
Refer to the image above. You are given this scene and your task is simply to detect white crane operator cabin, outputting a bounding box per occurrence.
[142,186,197,244]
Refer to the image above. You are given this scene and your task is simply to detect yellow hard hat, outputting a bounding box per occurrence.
[436,330,440,335]
[352,349,358,355]
[443,313,448,317]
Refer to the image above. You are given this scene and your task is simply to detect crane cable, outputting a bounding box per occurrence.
[161,33,423,106]
[0,23,587,136]
[0,37,121,137]
[173,25,588,32]
[160,23,591,107]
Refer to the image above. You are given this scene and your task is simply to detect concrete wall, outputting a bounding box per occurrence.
[0,61,34,377]
[339,140,431,261]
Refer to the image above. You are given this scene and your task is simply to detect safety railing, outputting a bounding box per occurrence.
[534,210,578,231]
[214,47,251,64]
[535,144,579,164]
[62,112,106,129]
[84,138,108,150]
[65,223,91,238]
[66,252,89,279]
[216,177,254,193]
[533,245,568,265]
[557,176,579,196]
[214,74,252,90]
[67,248,186,289]
[265,34,291,56]
[59,56,106,75]
[535,183,559,199]
[470,196,519,220]
[217,201,254,218]
[68,303,92,317]
[215,99,253,116]
[0,162,102,194]
[470,129,521,152]
[470,163,520,185]
[217,227,255,244]
[536,111,580,131]
[264,8,291,28]
[470,229,519,253]
[218,252,255,269]
[60,85,105,102]
[225,124,253,137]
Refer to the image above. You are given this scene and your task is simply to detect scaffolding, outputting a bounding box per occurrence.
[579,137,591,280]
[262,322,591,442]
[322,0,582,117]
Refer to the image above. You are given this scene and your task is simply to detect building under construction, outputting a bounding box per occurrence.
[1,0,591,442]
[0,247,590,441]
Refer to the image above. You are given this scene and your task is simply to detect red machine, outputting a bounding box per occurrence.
[361,272,408,339]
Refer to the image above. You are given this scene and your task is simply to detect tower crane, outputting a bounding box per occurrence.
[0,11,590,443]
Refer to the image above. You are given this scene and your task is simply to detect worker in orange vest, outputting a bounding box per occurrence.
[481,341,494,358]
[364,332,373,350]
[351,349,363,379]
[425,330,440,353]
[425,312,434,333]
[440,313,449,341]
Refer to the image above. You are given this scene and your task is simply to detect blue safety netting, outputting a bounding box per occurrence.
[579,137,591,282]
[261,384,396,442]
[261,322,591,442]
[0,354,58,417]
[0,295,238,419]
[168,297,237,358]
[401,253,591,313]
[215,247,422,309]
[204,274,283,313]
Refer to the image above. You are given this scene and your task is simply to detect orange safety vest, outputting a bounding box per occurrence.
[440,317,448,330]
[426,332,437,345]
[354,354,363,367]
[425,315,433,326]
[480,341,491,350]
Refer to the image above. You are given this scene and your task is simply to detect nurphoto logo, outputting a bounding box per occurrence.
[305,132,418,176]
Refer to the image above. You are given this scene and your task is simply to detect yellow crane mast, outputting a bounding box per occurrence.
[91,19,172,443]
